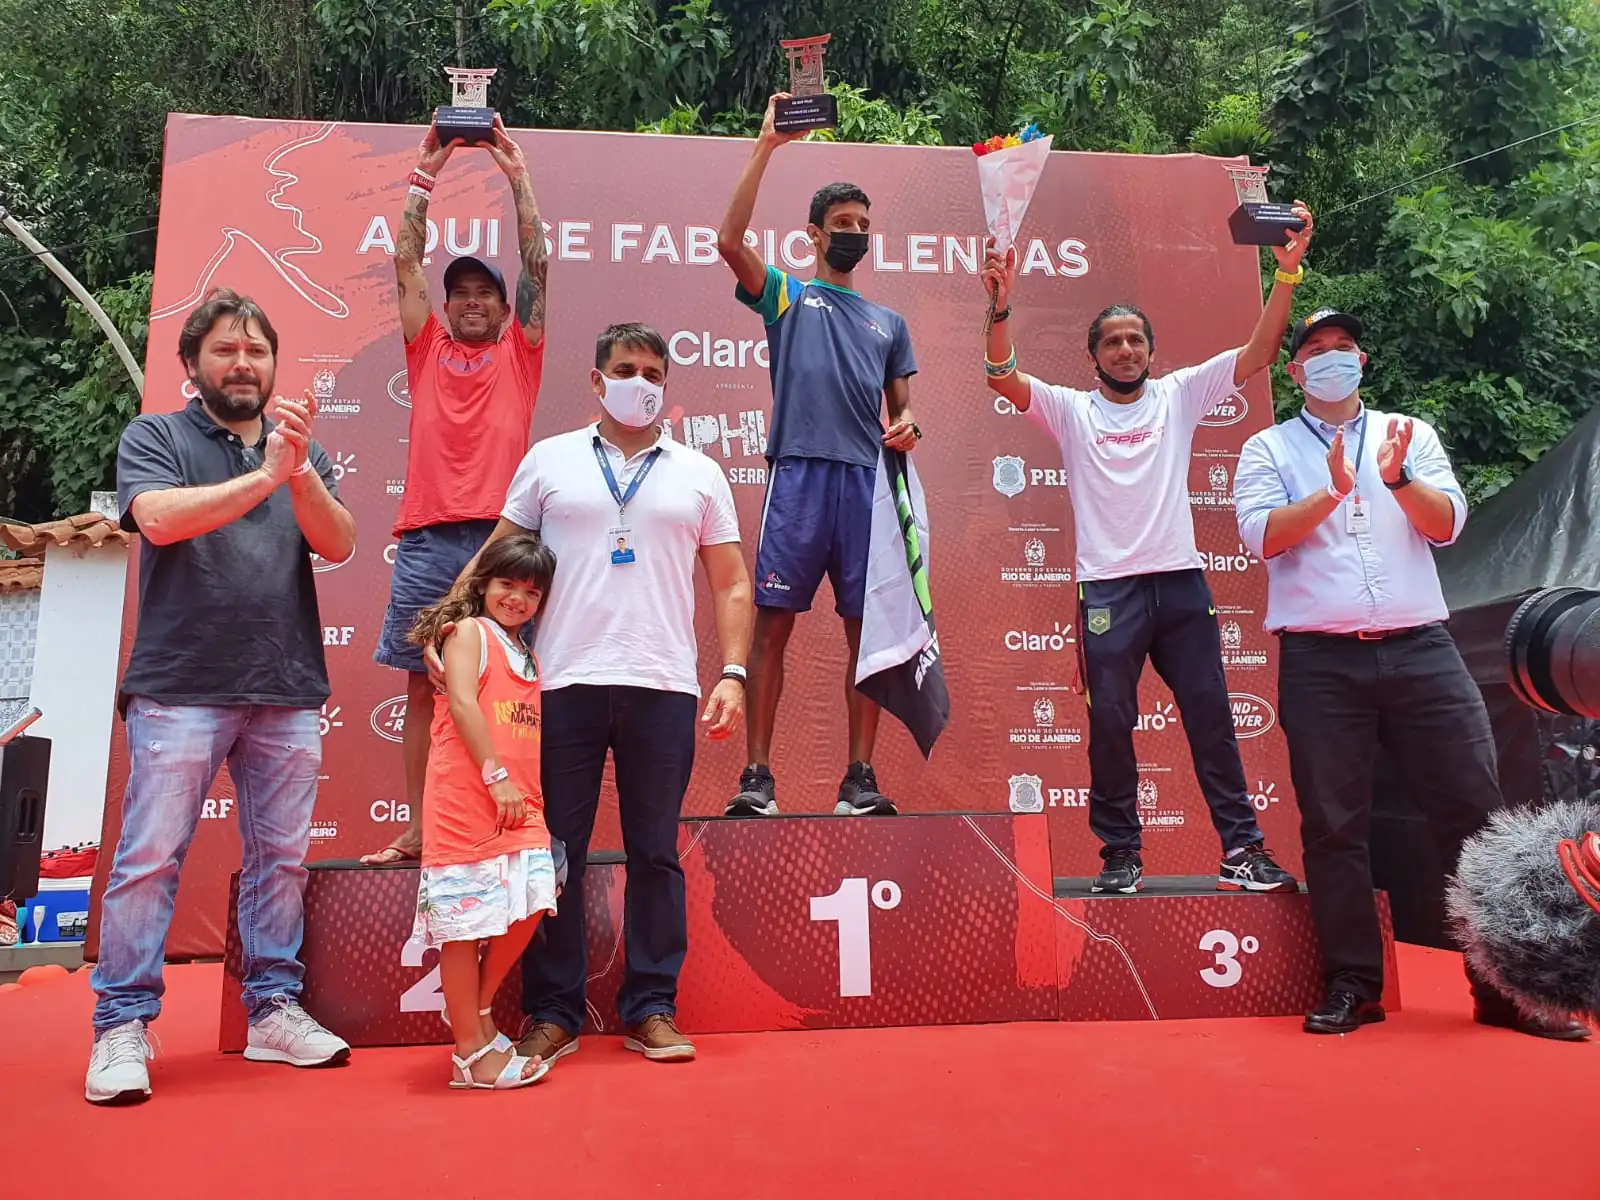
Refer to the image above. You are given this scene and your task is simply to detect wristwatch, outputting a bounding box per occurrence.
[911,423,923,440]
[1383,465,1413,491]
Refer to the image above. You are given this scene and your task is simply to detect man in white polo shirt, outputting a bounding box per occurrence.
[978,206,1312,897]
[1233,308,1588,1041]
[435,322,754,1065]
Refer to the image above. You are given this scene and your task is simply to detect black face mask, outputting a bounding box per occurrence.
[1095,365,1149,395]
[823,230,870,273]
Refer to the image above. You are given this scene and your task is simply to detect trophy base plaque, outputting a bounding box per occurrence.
[1229,202,1306,247]
[434,105,497,146]
[773,93,838,133]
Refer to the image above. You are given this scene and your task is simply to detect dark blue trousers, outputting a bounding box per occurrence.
[520,684,696,1034]
[1078,568,1262,859]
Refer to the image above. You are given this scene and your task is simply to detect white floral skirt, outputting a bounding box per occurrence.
[408,843,565,949]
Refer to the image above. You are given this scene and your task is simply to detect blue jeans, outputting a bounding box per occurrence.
[91,699,321,1033]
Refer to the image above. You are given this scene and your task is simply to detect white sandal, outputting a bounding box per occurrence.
[448,1040,550,1091]
[442,1005,513,1054]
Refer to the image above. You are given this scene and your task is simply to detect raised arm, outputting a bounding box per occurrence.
[717,94,800,298]
[1233,202,1314,385]
[1235,427,1353,560]
[486,116,548,349]
[396,124,459,343]
[979,238,1034,412]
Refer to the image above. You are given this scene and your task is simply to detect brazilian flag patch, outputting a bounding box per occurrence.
[1087,607,1111,636]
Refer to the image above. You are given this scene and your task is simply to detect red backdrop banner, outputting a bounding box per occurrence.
[92,115,1294,960]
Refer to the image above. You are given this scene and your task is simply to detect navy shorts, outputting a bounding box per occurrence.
[374,519,499,674]
[755,456,874,620]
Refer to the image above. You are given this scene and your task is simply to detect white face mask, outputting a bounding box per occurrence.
[1299,349,1363,403]
[595,373,663,429]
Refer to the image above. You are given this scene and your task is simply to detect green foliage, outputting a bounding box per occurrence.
[2,0,1599,517]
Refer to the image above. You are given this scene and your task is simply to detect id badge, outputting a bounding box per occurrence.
[1345,496,1371,535]
[609,525,636,566]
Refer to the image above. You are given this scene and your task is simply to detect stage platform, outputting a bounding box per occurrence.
[219,814,1398,1050]
[3,946,1591,1199]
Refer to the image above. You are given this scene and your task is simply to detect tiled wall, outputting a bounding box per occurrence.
[0,588,41,729]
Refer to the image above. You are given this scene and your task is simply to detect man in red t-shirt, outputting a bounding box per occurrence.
[362,116,548,865]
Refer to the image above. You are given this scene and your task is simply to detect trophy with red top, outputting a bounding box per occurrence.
[773,35,839,133]
[436,66,499,147]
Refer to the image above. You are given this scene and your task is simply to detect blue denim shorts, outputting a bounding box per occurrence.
[374,519,499,674]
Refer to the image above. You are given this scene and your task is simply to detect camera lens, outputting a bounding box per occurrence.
[1504,587,1600,718]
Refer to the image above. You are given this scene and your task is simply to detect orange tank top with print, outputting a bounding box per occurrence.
[420,616,549,868]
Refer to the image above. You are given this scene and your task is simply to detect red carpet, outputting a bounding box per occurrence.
[2,944,1590,1199]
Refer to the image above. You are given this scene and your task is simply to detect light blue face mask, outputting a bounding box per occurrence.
[1300,349,1363,402]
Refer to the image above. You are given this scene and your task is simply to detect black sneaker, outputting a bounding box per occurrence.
[724,765,778,817]
[1218,842,1298,893]
[1091,850,1143,894]
[834,762,897,816]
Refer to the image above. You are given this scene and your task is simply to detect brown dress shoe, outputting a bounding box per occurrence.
[623,1014,696,1062]
[515,1020,580,1066]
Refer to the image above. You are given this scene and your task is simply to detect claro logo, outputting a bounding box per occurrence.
[1200,390,1249,428]
[1229,692,1277,739]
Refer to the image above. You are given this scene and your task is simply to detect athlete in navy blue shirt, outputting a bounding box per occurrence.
[716,93,920,818]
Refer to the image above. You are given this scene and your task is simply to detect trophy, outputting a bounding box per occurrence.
[435,66,499,146]
[773,35,839,133]
[1226,164,1306,247]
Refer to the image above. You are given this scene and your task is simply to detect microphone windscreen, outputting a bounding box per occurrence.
[1447,799,1600,1023]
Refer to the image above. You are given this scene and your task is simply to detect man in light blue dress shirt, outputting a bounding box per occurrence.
[1234,308,1588,1041]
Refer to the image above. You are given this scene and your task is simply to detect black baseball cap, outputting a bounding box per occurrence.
[442,256,507,303]
[1289,308,1363,358]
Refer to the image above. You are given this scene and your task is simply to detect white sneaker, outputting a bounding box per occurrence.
[244,996,351,1067]
[86,1020,154,1105]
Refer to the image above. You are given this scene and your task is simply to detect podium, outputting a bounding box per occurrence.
[219,815,1398,1050]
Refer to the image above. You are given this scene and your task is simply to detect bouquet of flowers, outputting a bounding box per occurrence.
[973,124,1053,328]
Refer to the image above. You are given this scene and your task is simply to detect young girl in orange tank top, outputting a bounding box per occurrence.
[404,533,561,1091]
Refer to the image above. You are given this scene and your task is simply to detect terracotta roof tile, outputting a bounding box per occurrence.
[0,513,129,555]
[0,561,42,591]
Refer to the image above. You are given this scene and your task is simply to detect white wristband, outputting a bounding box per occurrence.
[721,663,748,682]
[292,460,314,477]
[1326,482,1351,503]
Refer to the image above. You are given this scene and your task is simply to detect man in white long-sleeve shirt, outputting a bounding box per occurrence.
[1233,307,1588,1041]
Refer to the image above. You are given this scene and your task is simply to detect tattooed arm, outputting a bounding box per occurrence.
[397,123,459,343]
[487,115,548,349]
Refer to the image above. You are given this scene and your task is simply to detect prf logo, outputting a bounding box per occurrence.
[1229,692,1277,739]
[371,695,408,743]
[318,703,344,737]
[993,455,1026,498]
[1200,390,1249,428]
[388,370,411,409]
[1008,773,1044,814]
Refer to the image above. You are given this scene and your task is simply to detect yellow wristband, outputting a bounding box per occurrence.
[1274,266,1305,286]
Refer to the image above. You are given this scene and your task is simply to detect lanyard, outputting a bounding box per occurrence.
[1298,411,1368,496]
[592,436,662,523]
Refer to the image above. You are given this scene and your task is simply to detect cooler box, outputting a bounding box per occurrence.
[23,875,92,943]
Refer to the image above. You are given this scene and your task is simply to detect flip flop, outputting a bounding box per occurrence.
[360,842,419,866]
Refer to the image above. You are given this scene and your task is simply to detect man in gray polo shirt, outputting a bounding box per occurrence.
[87,289,357,1105]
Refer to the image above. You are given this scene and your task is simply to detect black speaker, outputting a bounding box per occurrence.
[0,733,50,901]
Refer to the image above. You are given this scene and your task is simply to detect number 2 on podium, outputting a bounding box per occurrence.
[810,877,902,998]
